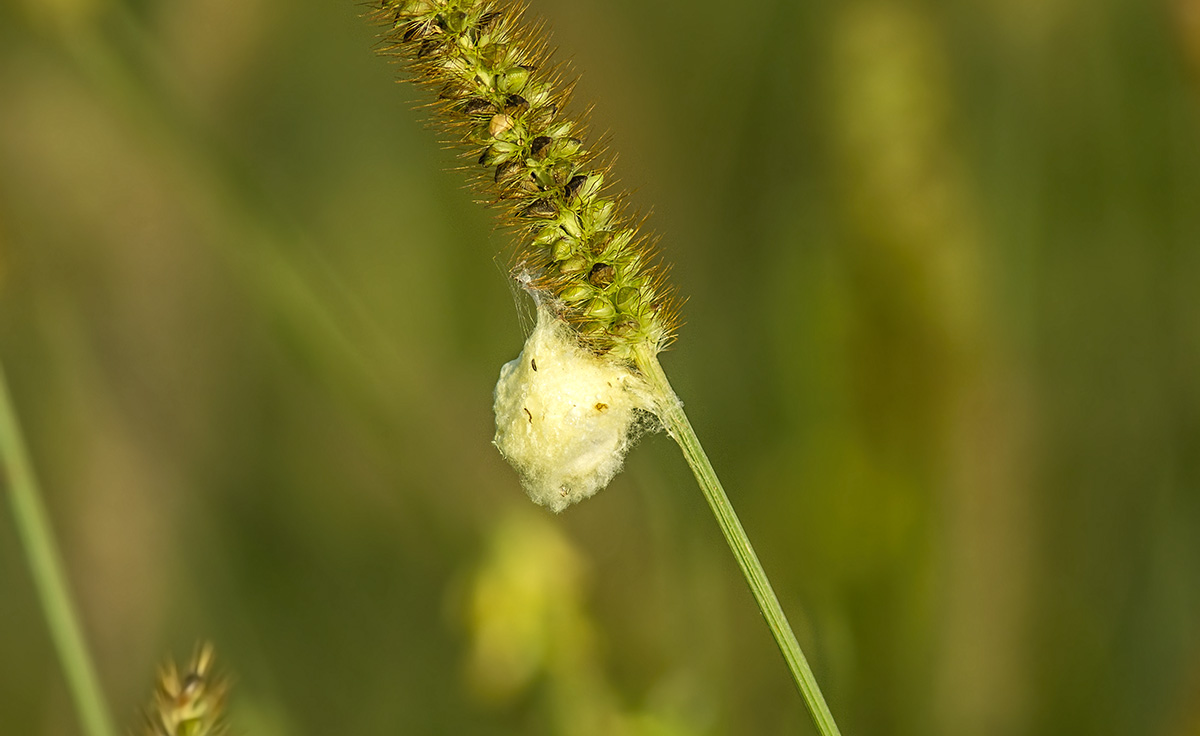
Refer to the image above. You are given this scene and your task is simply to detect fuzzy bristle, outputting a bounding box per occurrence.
[371,0,678,359]
[143,643,228,736]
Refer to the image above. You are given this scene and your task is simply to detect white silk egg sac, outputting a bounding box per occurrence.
[493,306,655,512]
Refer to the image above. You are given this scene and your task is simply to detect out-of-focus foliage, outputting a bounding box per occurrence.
[1,0,1198,734]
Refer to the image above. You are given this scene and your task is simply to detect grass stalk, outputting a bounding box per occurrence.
[0,358,117,736]
[635,347,843,736]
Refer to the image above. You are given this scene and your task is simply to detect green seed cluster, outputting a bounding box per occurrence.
[372,0,677,360]
[144,644,227,736]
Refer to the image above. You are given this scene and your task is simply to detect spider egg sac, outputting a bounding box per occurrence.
[493,306,654,512]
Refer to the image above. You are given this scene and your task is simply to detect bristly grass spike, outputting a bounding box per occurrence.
[371,0,679,362]
[367,5,843,733]
[144,642,228,736]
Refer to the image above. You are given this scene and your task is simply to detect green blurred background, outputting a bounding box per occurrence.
[2,0,1199,734]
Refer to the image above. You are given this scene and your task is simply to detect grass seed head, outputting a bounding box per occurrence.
[143,643,228,736]
[371,0,679,360]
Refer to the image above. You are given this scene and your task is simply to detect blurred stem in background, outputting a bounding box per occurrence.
[0,357,117,736]
[827,2,1032,731]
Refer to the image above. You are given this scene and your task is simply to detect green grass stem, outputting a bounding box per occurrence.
[0,358,117,736]
[636,348,843,736]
